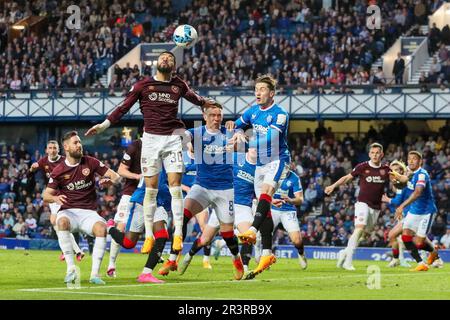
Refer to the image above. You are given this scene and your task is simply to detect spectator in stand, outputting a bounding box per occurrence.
[440,227,450,248]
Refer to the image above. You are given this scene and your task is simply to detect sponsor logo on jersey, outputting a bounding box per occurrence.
[365,176,384,183]
[251,114,256,119]
[149,92,176,104]
[171,85,179,93]
[252,124,269,134]
[276,114,286,125]
[237,169,254,183]
[66,179,93,191]
[123,153,131,161]
[204,144,226,154]
[82,168,90,176]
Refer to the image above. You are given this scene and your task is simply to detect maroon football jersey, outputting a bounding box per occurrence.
[351,161,390,210]
[107,75,205,135]
[37,155,66,184]
[47,156,109,211]
[121,139,142,196]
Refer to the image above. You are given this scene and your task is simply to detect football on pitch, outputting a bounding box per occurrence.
[173,24,198,49]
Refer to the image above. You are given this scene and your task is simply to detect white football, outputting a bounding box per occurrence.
[172,24,198,49]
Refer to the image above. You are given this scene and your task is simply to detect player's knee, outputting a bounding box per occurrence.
[92,222,107,237]
[57,218,70,230]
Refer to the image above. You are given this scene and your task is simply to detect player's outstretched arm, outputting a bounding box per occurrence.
[43,187,67,205]
[324,173,353,195]
[85,119,111,136]
[117,162,141,180]
[86,83,141,136]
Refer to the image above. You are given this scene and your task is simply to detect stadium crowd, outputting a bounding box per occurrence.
[1,120,449,250]
[0,0,447,96]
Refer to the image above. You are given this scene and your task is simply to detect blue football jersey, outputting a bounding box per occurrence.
[130,168,171,212]
[181,151,196,191]
[235,103,291,166]
[408,168,437,215]
[272,170,302,211]
[389,187,413,217]
[188,125,234,190]
[233,153,256,207]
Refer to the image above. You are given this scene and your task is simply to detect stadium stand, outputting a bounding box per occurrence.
[0,0,449,250]
[1,122,449,249]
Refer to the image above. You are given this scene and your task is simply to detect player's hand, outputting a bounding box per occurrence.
[85,124,102,136]
[225,120,236,130]
[395,206,403,220]
[381,193,391,203]
[272,199,285,208]
[99,178,113,189]
[228,131,247,145]
[30,162,39,172]
[135,174,142,181]
[53,195,67,206]
[281,196,293,205]
[324,185,334,195]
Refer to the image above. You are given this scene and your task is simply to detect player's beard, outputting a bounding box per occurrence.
[156,63,173,74]
[69,149,83,160]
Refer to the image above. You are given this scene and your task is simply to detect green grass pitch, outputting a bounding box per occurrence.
[1,250,449,300]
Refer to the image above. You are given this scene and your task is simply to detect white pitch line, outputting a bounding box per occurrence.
[22,289,246,300]
[18,271,450,293]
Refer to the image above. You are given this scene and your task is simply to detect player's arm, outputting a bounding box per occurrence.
[102,168,122,184]
[324,173,354,195]
[29,161,40,173]
[226,107,253,130]
[43,187,67,205]
[282,191,304,206]
[181,81,218,110]
[395,185,424,219]
[85,84,142,136]
[117,162,141,180]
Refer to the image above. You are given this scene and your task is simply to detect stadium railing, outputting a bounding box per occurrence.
[0,86,449,121]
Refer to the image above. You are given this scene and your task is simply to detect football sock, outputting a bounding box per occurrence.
[91,237,106,278]
[221,231,239,259]
[203,244,211,258]
[143,188,158,238]
[70,233,82,254]
[295,242,305,255]
[169,187,183,237]
[402,235,422,263]
[260,216,274,253]
[251,194,272,231]
[189,238,204,256]
[240,243,253,266]
[57,230,75,273]
[108,239,121,268]
[108,227,137,249]
[145,229,169,270]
